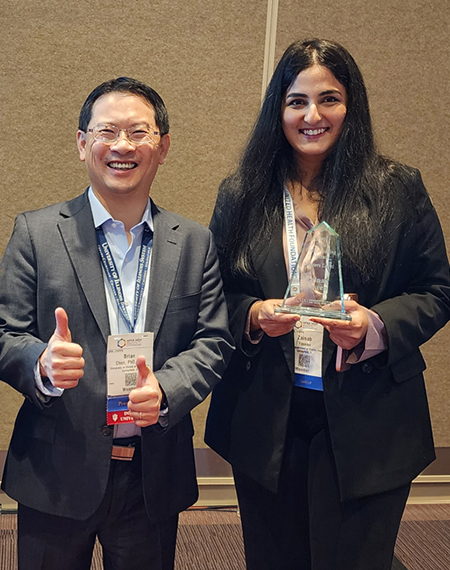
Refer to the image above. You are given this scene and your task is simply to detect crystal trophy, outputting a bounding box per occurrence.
[275,221,351,320]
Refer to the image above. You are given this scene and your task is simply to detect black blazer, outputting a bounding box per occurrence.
[0,190,234,520]
[205,168,450,501]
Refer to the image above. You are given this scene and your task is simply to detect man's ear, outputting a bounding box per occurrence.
[76,130,87,161]
[158,134,171,165]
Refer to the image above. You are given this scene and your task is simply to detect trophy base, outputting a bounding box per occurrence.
[274,305,352,321]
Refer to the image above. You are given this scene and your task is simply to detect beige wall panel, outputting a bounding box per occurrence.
[276,0,450,446]
[0,0,267,449]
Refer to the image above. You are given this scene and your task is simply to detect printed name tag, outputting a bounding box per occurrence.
[294,318,324,391]
[106,332,154,425]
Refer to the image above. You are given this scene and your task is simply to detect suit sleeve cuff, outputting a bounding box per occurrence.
[244,302,264,344]
[34,360,64,398]
[346,308,387,364]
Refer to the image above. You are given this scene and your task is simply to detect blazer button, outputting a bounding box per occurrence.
[245,360,252,371]
[101,425,112,437]
[361,362,373,374]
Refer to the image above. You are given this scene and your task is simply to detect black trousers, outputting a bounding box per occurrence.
[18,442,178,570]
[234,388,410,570]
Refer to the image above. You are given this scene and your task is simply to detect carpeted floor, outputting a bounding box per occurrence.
[395,504,450,570]
[1,504,449,569]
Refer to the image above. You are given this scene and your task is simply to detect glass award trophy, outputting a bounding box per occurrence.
[275,221,351,320]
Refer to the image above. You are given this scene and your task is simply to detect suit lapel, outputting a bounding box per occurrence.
[254,222,289,300]
[144,203,182,338]
[254,222,295,373]
[58,191,110,343]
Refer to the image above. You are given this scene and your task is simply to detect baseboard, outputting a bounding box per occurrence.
[1,474,449,513]
[196,474,450,508]
[407,475,450,504]
[194,447,450,507]
[196,476,238,507]
[1,447,450,511]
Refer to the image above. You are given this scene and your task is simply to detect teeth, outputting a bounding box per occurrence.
[109,162,136,170]
[301,128,327,136]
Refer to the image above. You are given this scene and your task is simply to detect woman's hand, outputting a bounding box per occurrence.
[309,300,369,350]
[250,299,300,337]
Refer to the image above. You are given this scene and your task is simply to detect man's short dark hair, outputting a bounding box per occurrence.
[78,77,169,135]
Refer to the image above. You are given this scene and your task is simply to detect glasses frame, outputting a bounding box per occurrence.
[86,123,161,145]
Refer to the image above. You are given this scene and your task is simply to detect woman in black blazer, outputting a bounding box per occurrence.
[205,39,450,570]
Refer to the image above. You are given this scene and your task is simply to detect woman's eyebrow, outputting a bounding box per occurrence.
[285,92,307,99]
[285,88,342,100]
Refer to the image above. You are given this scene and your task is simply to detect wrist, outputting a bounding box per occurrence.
[250,301,264,331]
[38,351,48,379]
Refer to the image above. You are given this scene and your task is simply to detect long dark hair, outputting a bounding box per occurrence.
[222,39,404,282]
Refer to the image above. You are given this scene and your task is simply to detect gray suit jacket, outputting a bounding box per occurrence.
[0,190,234,520]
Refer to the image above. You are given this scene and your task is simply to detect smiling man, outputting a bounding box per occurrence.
[0,77,234,570]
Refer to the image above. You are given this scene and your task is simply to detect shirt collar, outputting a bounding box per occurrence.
[88,187,154,232]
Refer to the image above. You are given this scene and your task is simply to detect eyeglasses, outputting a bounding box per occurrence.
[86,124,161,145]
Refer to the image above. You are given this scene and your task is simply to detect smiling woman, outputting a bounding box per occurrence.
[282,65,347,168]
[205,38,450,570]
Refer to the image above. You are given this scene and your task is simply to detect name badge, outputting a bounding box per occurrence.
[106,332,154,425]
[294,318,323,391]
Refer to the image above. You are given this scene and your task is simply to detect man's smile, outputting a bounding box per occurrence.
[107,161,138,170]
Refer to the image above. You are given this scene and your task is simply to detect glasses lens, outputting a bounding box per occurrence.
[93,126,118,142]
[128,128,160,144]
[129,129,152,143]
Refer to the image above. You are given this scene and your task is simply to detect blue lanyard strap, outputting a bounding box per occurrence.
[96,225,153,333]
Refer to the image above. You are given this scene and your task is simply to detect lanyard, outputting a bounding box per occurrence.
[283,188,324,391]
[283,187,300,288]
[96,225,153,333]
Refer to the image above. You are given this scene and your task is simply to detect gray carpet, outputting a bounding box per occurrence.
[1,505,450,569]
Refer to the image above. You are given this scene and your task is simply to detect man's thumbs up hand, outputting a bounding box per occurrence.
[128,355,163,427]
[39,308,85,389]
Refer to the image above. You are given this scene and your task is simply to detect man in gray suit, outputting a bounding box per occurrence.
[0,77,234,570]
